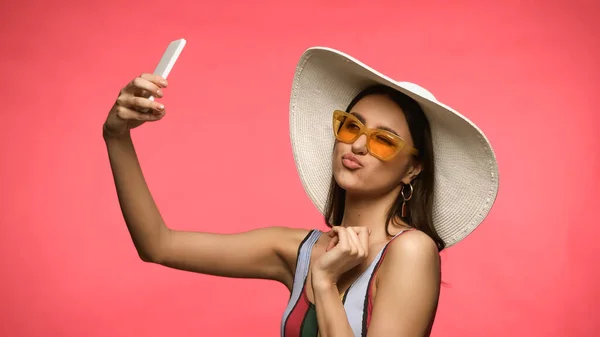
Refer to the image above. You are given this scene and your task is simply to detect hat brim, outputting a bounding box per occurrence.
[289,47,499,247]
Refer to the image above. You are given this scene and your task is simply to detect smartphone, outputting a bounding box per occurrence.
[148,38,187,102]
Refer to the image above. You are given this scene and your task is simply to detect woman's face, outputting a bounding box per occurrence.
[332,94,421,197]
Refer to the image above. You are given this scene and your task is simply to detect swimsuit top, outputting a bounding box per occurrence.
[280,228,413,337]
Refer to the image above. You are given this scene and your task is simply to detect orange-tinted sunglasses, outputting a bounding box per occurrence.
[332,110,419,160]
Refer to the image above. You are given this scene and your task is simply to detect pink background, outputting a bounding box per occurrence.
[2,0,599,336]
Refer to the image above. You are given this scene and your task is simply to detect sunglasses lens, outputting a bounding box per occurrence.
[369,132,402,159]
[334,114,361,142]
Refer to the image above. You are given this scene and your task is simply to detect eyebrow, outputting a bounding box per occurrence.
[350,111,400,136]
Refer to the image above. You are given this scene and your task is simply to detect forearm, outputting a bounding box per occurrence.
[104,132,167,261]
[311,276,354,337]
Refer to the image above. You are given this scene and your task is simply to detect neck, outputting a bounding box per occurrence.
[340,186,407,242]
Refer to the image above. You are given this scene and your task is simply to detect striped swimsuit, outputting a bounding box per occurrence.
[280,229,410,337]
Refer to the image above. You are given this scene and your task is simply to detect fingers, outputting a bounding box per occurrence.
[140,72,168,88]
[116,94,165,114]
[114,105,163,122]
[122,73,167,102]
[331,227,358,256]
[329,226,370,259]
[116,73,169,115]
[325,235,339,252]
[346,227,364,256]
[331,227,351,254]
[351,227,370,253]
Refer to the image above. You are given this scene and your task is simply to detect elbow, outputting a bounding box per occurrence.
[137,247,165,264]
[136,227,170,263]
[138,251,155,263]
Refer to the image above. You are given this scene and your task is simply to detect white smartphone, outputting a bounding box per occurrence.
[148,38,186,102]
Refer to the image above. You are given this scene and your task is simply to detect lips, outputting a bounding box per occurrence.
[342,153,363,169]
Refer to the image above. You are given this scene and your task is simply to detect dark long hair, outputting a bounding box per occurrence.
[323,84,446,252]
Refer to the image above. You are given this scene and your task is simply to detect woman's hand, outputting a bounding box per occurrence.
[103,73,169,139]
[311,226,371,287]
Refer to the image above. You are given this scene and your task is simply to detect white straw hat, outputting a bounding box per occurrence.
[289,47,499,247]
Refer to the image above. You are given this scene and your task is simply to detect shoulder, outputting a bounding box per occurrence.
[377,229,441,282]
[272,226,316,246]
[264,226,313,253]
[243,226,314,263]
[261,225,312,239]
[368,230,441,335]
[390,229,439,256]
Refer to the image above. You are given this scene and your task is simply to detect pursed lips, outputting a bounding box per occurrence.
[342,153,363,169]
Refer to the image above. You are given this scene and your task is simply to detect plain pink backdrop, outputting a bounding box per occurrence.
[1,0,599,336]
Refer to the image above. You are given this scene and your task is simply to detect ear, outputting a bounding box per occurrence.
[401,161,422,185]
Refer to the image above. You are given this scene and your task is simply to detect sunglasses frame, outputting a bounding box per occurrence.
[332,110,419,160]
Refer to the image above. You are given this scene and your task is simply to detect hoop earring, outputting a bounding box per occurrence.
[401,183,413,218]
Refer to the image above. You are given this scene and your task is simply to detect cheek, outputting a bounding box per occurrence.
[367,156,410,186]
[332,141,348,159]
[331,143,345,171]
[386,157,411,182]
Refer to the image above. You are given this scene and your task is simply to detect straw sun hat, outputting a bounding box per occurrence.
[289,47,499,247]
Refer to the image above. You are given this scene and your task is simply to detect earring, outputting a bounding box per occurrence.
[401,182,414,218]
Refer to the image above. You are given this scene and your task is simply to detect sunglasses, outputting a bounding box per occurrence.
[332,110,419,160]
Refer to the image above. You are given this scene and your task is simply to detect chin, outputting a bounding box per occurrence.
[333,170,365,193]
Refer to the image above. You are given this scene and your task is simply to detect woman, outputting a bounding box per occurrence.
[103,47,499,337]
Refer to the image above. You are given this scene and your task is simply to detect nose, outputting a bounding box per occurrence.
[351,134,368,155]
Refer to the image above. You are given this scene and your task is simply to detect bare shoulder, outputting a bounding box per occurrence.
[377,229,441,282]
[271,226,313,251]
[389,229,440,260]
[368,230,441,336]
[237,225,312,260]
[269,226,313,248]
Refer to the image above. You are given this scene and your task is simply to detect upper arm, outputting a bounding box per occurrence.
[153,226,310,290]
[367,230,441,337]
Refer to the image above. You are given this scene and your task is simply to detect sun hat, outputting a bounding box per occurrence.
[288,47,499,247]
